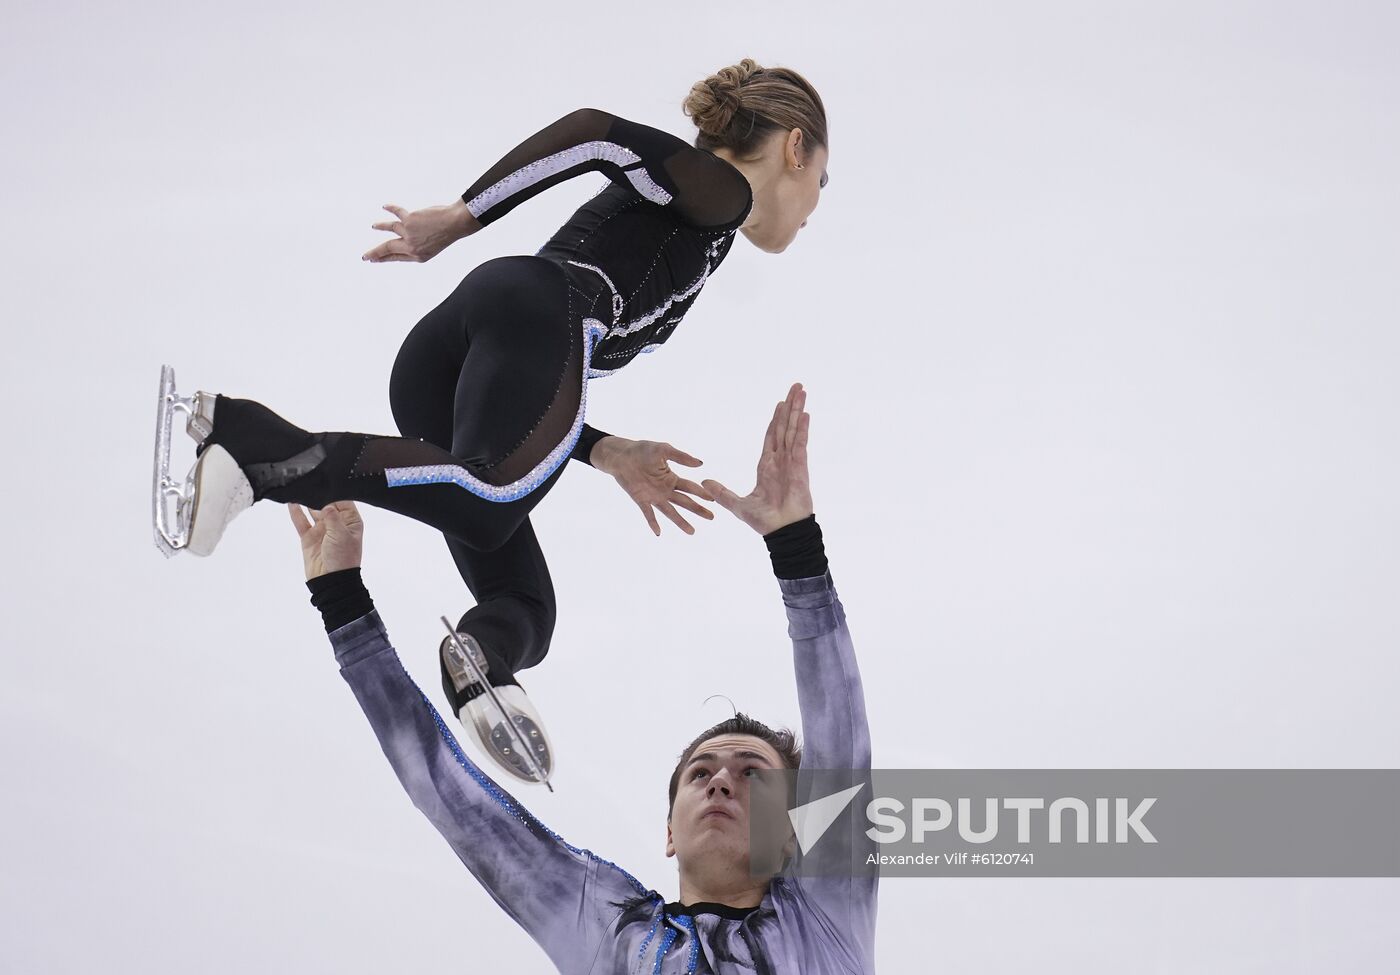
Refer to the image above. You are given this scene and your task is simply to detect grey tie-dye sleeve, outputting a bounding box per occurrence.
[329,611,651,974]
[780,572,879,972]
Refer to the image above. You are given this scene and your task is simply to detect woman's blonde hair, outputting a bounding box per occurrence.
[683,58,827,159]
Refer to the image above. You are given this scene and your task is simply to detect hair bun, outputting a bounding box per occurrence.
[684,58,764,139]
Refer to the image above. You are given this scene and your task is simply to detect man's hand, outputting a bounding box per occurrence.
[288,502,364,580]
[702,383,814,536]
[362,200,481,263]
[591,436,715,536]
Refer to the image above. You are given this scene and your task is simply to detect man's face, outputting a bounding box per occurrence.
[665,734,789,872]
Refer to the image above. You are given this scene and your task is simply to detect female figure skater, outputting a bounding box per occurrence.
[157,59,829,782]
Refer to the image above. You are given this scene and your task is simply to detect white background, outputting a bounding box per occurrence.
[3,1,1398,971]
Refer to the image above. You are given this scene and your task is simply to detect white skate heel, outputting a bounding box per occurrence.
[440,621,555,791]
[151,365,251,557]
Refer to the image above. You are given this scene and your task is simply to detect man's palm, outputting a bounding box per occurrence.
[703,384,814,537]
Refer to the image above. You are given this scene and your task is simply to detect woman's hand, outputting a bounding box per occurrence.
[591,436,715,536]
[362,200,481,263]
[702,383,814,536]
[288,502,365,580]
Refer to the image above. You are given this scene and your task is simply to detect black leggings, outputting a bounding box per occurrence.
[208,255,589,683]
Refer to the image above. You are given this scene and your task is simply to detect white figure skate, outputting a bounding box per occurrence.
[151,365,253,558]
[440,620,555,791]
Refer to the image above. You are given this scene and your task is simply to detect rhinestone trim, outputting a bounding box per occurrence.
[467,141,671,218]
[384,319,608,500]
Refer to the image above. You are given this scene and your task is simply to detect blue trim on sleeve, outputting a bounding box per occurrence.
[417,686,652,898]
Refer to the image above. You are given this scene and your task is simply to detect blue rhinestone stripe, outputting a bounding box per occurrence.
[652,925,678,974]
[673,913,700,973]
[411,671,650,898]
[384,319,608,500]
[636,910,663,966]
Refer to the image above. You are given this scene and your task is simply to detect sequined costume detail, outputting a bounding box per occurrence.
[384,319,607,500]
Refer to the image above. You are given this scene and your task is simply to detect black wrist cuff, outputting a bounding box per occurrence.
[306,567,374,633]
[763,514,827,580]
[571,425,611,466]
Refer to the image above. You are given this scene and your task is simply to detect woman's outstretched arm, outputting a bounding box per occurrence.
[460,107,752,230]
[363,107,753,263]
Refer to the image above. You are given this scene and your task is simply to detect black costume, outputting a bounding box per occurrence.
[205,108,754,682]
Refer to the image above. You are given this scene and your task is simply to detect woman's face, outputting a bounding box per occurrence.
[737,129,828,254]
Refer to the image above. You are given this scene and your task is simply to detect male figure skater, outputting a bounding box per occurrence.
[291,385,876,973]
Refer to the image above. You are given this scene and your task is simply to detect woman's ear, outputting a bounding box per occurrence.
[786,127,806,169]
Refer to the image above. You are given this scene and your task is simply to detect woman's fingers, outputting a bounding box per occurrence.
[638,502,661,536]
[371,220,405,235]
[670,492,714,520]
[657,500,694,535]
[664,444,703,467]
[674,477,715,502]
[383,203,409,220]
[363,238,418,262]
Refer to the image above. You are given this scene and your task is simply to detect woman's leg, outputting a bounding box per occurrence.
[380,257,565,681]
[444,518,556,687]
[204,256,585,554]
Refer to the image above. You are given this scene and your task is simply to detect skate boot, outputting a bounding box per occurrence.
[152,364,253,557]
[439,623,555,790]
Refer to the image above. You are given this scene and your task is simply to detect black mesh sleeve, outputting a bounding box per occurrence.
[461,108,753,231]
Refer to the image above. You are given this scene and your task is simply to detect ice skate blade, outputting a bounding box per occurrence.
[152,364,195,557]
[441,621,554,791]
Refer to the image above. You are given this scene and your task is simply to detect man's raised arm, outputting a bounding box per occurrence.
[287,503,653,975]
[703,384,877,970]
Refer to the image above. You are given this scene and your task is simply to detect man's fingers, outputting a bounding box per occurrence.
[701,479,743,513]
[371,220,406,236]
[639,502,661,537]
[783,385,805,450]
[658,501,694,535]
[383,203,409,219]
[763,400,783,456]
[794,410,811,454]
[332,500,363,527]
[288,504,313,537]
[674,477,714,502]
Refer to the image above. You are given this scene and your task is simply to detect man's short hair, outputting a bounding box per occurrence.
[667,713,802,814]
